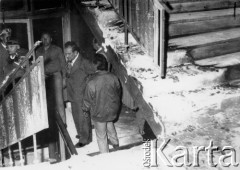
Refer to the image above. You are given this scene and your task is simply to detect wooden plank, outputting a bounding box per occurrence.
[124,0,128,46]
[169,27,240,48]
[169,15,240,37]
[169,0,238,13]
[135,0,141,39]
[189,38,240,60]
[62,12,71,46]
[79,6,163,137]
[154,7,160,65]
[159,9,166,78]
[56,111,78,156]
[170,8,240,23]
[194,51,240,67]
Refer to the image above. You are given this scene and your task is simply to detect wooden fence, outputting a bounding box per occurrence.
[0,54,48,166]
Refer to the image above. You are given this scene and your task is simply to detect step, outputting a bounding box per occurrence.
[169,28,240,60]
[169,27,240,48]
[167,0,239,13]
[169,8,240,37]
[194,51,240,68]
[188,37,240,60]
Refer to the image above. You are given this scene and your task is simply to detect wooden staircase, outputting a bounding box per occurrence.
[167,0,240,67]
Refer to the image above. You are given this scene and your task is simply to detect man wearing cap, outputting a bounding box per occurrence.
[0,28,11,83]
[5,40,28,77]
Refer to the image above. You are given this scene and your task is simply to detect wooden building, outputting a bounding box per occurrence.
[1,0,240,167]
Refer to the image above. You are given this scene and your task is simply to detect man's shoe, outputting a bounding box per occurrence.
[108,140,119,150]
[75,142,86,148]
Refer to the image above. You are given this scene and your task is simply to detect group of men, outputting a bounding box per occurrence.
[0,29,122,161]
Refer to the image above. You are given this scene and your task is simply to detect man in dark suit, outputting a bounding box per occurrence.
[0,28,11,84]
[64,41,94,147]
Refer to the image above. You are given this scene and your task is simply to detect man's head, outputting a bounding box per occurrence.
[7,40,20,54]
[93,53,108,71]
[41,32,52,48]
[64,41,79,62]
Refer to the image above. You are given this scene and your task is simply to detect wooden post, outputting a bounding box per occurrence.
[1,150,4,167]
[18,141,24,166]
[62,12,71,47]
[27,19,35,61]
[129,0,132,32]
[30,0,34,14]
[8,147,13,167]
[159,8,165,78]
[124,0,128,51]
[33,134,38,164]
[153,7,160,65]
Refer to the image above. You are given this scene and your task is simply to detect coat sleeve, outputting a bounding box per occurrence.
[82,82,95,113]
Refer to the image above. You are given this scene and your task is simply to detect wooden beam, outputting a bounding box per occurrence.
[159,8,166,78]
[62,12,71,46]
[78,5,163,137]
[153,7,160,65]
[124,0,128,47]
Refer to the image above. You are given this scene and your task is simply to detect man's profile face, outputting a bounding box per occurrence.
[7,45,19,54]
[41,34,52,47]
[64,47,78,62]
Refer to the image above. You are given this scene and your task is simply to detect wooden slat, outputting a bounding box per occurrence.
[159,9,166,78]
[124,0,128,46]
[189,38,240,60]
[169,27,240,48]
[154,7,160,65]
[194,51,240,67]
[169,16,240,37]
[169,0,238,13]
[170,8,240,23]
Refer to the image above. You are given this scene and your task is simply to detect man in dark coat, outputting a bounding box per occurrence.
[0,28,11,84]
[64,41,94,147]
[36,32,66,162]
[82,53,121,153]
[5,39,27,78]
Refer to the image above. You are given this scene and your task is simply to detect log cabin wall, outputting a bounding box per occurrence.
[109,0,240,64]
[109,0,155,57]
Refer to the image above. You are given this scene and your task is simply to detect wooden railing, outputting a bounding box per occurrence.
[0,44,48,166]
[108,0,171,78]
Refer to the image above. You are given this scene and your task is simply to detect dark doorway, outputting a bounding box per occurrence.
[32,17,63,49]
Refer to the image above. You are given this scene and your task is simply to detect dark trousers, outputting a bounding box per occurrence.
[71,101,92,144]
[45,72,65,160]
